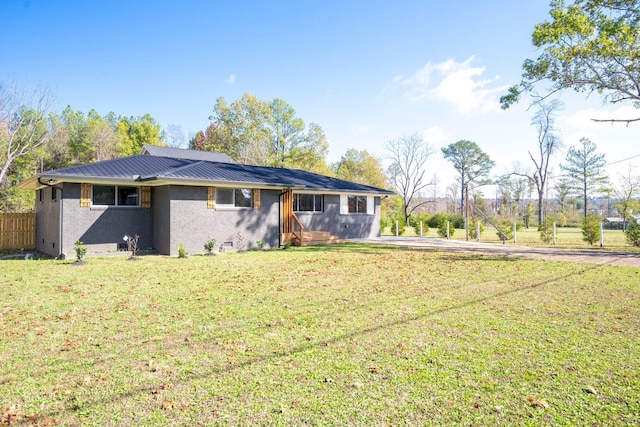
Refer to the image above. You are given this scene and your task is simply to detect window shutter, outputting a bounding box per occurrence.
[340,194,348,215]
[366,196,374,215]
[208,187,216,209]
[141,186,151,208]
[80,183,91,207]
[253,189,261,209]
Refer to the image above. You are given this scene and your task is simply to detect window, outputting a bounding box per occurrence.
[216,188,253,208]
[51,187,57,201]
[92,185,140,206]
[293,194,323,212]
[348,195,367,213]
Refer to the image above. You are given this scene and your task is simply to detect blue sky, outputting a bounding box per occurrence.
[2,0,638,193]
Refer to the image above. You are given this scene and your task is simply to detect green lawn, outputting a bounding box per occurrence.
[1,245,639,426]
[384,225,639,252]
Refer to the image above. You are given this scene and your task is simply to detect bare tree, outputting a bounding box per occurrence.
[512,101,563,225]
[614,167,640,230]
[0,81,53,187]
[386,134,433,225]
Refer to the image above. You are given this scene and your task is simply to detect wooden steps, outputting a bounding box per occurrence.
[288,230,343,246]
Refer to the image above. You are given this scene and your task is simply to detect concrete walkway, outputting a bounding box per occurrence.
[351,236,640,267]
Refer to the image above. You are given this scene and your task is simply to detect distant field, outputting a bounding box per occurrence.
[383,225,639,252]
[1,244,638,426]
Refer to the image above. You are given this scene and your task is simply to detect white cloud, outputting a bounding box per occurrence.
[422,126,449,145]
[388,56,509,114]
[226,74,237,84]
[564,105,639,130]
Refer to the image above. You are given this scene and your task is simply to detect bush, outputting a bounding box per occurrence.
[555,212,567,227]
[204,236,217,255]
[581,214,601,245]
[469,219,484,240]
[625,218,640,247]
[496,220,514,241]
[73,240,87,262]
[390,216,406,236]
[449,214,465,229]
[540,216,555,244]
[177,242,187,258]
[427,213,446,229]
[410,213,430,236]
[437,218,455,238]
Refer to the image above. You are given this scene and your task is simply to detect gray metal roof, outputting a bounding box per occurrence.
[140,144,235,163]
[26,152,393,195]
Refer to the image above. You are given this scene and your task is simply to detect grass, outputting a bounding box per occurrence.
[1,244,639,426]
[384,225,640,252]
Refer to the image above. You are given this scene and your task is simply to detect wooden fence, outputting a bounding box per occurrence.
[0,213,36,250]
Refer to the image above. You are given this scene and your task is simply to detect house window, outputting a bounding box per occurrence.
[92,185,140,206]
[348,195,367,213]
[51,187,57,201]
[293,194,323,212]
[216,188,253,208]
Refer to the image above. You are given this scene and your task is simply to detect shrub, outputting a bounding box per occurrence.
[177,242,187,258]
[496,220,514,241]
[427,213,447,229]
[410,213,430,236]
[390,216,406,236]
[437,218,455,238]
[581,214,601,245]
[540,216,555,244]
[625,218,640,247]
[124,234,139,258]
[204,236,217,255]
[282,240,292,250]
[256,240,265,250]
[73,240,87,262]
[449,214,465,229]
[469,219,484,240]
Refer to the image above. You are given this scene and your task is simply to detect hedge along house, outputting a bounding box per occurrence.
[18,145,394,257]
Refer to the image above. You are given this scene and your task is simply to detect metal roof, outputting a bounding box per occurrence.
[140,144,235,163]
[20,152,394,195]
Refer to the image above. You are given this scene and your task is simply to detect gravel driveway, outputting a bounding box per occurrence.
[351,236,640,267]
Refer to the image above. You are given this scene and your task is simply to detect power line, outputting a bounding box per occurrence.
[605,153,640,167]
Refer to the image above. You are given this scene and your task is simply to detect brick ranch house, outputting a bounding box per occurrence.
[18,145,393,257]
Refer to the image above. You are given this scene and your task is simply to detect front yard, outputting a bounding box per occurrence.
[1,244,638,426]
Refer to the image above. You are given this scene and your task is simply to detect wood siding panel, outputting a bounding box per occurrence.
[80,183,91,207]
[141,186,151,208]
[207,187,216,209]
[253,189,261,209]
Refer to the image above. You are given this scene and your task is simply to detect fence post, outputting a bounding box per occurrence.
[476,222,480,241]
[446,221,450,239]
[600,222,604,247]
[553,221,556,245]
[420,221,423,238]
[395,220,399,237]
[513,221,517,243]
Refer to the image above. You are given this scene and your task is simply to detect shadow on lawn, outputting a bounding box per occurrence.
[40,256,609,421]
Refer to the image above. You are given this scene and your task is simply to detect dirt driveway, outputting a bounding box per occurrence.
[352,236,640,267]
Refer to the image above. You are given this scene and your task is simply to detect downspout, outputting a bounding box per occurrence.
[38,178,63,259]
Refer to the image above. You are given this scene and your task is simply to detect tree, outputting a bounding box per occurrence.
[268,98,305,167]
[334,149,388,189]
[116,114,165,156]
[614,168,640,229]
[560,137,608,218]
[205,93,329,170]
[285,122,330,174]
[441,140,495,216]
[0,81,53,206]
[501,0,640,123]
[386,134,433,226]
[513,101,563,225]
